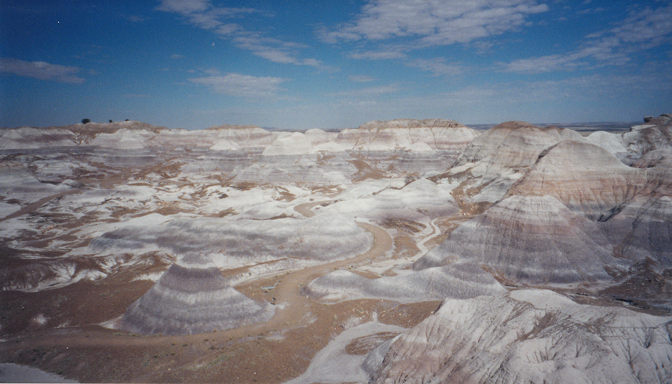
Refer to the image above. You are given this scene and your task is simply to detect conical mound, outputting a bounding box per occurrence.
[509,140,645,221]
[120,254,273,335]
[413,195,626,284]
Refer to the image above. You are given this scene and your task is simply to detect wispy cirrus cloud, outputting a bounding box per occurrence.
[348,50,407,60]
[156,0,255,30]
[506,4,672,73]
[0,58,85,84]
[189,73,287,98]
[156,0,334,70]
[320,0,549,47]
[406,58,464,76]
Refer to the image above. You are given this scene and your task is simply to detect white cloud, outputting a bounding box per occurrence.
[504,53,582,73]
[321,0,549,46]
[189,73,287,98]
[0,58,85,83]
[215,23,241,36]
[609,5,672,48]
[506,4,672,73]
[348,50,407,60]
[170,54,184,59]
[156,0,211,15]
[406,58,464,76]
[157,0,331,69]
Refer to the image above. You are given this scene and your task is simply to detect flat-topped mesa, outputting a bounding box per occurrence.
[335,118,479,151]
[357,118,466,130]
[0,121,170,148]
[120,253,273,336]
[0,127,77,149]
[205,124,264,131]
[205,124,276,148]
[65,120,169,137]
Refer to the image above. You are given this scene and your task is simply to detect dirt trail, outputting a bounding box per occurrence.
[293,200,330,218]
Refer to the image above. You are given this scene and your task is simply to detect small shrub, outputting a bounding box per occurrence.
[81,118,91,124]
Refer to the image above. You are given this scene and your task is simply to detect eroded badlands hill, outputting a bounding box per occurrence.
[0,116,671,383]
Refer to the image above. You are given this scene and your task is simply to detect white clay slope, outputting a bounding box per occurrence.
[414,195,625,284]
[369,289,672,384]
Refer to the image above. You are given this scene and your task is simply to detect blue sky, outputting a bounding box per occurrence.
[1,0,671,130]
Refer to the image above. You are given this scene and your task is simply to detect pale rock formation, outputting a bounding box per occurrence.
[585,130,628,159]
[231,154,354,184]
[501,139,672,269]
[303,128,338,146]
[206,124,276,148]
[0,161,72,201]
[262,132,316,156]
[605,195,672,267]
[61,120,168,145]
[623,116,672,162]
[208,138,240,151]
[369,290,672,384]
[0,127,76,149]
[413,195,624,284]
[88,214,373,266]
[509,140,643,221]
[287,321,407,384]
[634,148,672,169]
[334,119,479,152]
[120,253,273,335]
[407,141,433,152]
[451,122,586,203]
[303,264,506,303]
[319,177,458,221]
[89,128,154,149]
[457,122,583,165]
[358,119,464,129]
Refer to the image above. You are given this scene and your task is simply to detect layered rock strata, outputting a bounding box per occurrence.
[447,122,586,203]
[368,290,672,384]
[334,119,479,152]
[120,254,273,335]
[303,264,506,303]
[413,195,624,284]
[508,140,644,221]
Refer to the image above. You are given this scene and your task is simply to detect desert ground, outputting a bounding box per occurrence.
[1,116,671,383]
